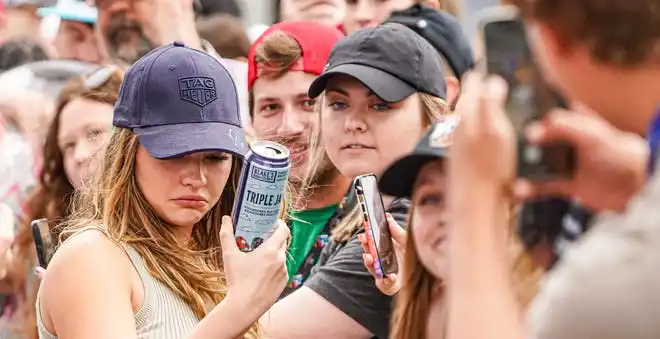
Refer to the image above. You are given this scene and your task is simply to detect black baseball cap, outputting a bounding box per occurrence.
[113,41,248,159]
[308,23,446,103]
[379,116,460,198]
[386,4,474,78]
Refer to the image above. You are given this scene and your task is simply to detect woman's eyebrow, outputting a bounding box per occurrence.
[413,178,432,193]
[325,86,349,97]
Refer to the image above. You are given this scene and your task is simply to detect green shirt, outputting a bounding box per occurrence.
[287,204,338,281]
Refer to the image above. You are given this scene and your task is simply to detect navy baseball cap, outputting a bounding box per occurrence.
[379,116,460,198]
[113,41,248,159]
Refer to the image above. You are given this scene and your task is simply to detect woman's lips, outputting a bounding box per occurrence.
[172,196,208,209]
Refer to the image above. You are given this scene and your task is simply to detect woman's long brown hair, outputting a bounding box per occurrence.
[390,206,544,339]
[59,128,260,337]
[389,205,436,339]
[9,69,123,339]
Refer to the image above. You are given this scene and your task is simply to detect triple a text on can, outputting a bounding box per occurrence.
[232,141,290,252]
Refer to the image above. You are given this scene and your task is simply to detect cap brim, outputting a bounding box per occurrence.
[134,122,249,159]
[308,63,416,103]
[378,151,447,198]
[37,7,97,24]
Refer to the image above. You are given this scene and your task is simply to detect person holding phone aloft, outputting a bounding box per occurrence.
[35,42,289,339]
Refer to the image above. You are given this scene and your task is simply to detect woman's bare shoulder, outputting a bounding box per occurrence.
[55,228,125,262]
[43,229,132,289]
[39,230,140,338]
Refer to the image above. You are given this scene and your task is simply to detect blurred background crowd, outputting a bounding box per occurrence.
[1,0,658,338]
[0,1,494,337]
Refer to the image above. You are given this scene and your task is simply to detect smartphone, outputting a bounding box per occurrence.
[354,174,398,278]
[31,219,55,269]
[480,5,576,180]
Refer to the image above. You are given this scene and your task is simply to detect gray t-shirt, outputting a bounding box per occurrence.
[304,189,410,339]
[528,163,660,339]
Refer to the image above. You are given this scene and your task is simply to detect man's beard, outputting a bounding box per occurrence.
[269,133,309,179]
[268,133,340,208]
[104,13,156,65]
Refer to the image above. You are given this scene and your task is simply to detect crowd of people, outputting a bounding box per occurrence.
[0,0,659,338]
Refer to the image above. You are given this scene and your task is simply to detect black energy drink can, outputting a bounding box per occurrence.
[232,141,290,252]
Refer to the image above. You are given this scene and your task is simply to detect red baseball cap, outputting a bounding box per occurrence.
[247,21,344,90]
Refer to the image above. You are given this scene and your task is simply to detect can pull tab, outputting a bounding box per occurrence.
[264,146,283,157]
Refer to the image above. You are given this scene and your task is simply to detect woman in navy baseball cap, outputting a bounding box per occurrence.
[35,42,289,338]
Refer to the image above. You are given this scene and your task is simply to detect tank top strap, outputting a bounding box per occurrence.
[119,244,156,328]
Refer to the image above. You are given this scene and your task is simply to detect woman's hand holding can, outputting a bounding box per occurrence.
[219,216,289,316]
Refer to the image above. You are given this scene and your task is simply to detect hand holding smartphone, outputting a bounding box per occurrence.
[480,5,576,180]
[31,218,55,269]
[354,174,398,278]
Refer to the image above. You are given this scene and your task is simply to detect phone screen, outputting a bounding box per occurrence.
[484,19,550,133]
[483,16,574,179]
[31,219,54,268]
[358,175,398,276]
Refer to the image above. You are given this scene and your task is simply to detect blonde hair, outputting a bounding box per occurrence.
[390,205,543,339]
[302,92,450,242]
[61,128,260,338]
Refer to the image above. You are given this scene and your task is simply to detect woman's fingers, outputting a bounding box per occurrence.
[357,233,369,253]
[386,213,407,247]
[219,215,239,252]
[362,253,377,277]
[375,274,400,296]
[35,266,46,279]
[267,220,291,252]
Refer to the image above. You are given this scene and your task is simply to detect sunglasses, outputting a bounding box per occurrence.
[82,66,118,90]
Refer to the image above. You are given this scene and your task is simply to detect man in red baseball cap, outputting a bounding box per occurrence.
[247,21,350,298]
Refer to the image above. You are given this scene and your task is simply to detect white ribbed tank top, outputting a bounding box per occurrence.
[35,229,201,339]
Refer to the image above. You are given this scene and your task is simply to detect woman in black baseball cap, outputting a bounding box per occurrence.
[307,22,450,181]
[279,23,451,339]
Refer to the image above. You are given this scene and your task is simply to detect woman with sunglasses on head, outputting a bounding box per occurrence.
[261,24,452,339]
[35,42,289,339]
[357,120,543,339]
[0,66,123,339]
